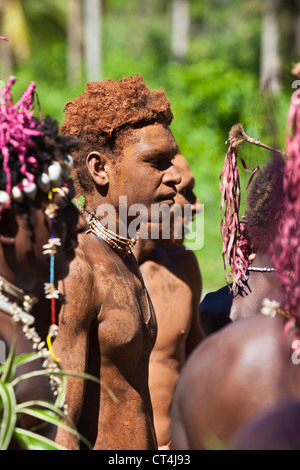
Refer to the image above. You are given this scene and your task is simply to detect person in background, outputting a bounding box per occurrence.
[199,155,286,336]
[133,152,203,449]
[0,77,86,448]
[170,78,300,450]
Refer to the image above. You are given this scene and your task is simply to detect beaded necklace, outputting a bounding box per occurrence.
[85,208,137,257]
[85,209,152,325]
[247,267,277,273]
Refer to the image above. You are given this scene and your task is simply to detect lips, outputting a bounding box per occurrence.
[158,192,177,204]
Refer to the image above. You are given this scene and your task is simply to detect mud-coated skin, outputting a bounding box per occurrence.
[170,314,300,450]
[54,235,157,450]
[138,245,203,448]
[53,124,182,450]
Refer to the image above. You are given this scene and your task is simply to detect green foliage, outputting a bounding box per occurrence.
[1,0,295,294]
[0,321,101,450]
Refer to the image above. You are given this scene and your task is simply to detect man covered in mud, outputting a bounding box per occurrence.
[53,75,182,450]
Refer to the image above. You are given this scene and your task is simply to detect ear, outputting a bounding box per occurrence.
[86,151,110,187]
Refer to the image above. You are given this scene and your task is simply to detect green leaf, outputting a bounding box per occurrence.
[0,382,17,450]
[11,367,101,388]
[54,371,66,410]
[15,404,92,449]
[16,399,69,416]
[0,321,18,383]
[17,406,66,428]
[13,427,67,450]
[0,351,48,375]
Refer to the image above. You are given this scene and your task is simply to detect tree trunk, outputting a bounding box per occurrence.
[171,0,190,61]
[294,13,300,57]
[289,0,300,57]
[67,0,83,85]
[0,0,13,77]
[84,0,102,82]
[260,0,281,93]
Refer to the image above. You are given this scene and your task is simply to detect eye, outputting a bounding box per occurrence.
[149,158,160,167]
[148,156,175,172]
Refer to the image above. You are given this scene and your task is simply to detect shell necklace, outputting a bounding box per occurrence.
[85,210,152,325]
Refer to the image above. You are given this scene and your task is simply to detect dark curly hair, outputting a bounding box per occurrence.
[0,115,77,212]
[29,115,78,173]
[60,74,173,196]
[244,155,285,254]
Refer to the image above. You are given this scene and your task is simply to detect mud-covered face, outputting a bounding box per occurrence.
[107,124,181,217]
[170,153,200,245]
[174,153,199,222]
[140,153,199,246]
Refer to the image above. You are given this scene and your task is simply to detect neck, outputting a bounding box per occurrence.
[248,252,283,291]
[250,253,275,270]
[133,237,157,264]
[85,195,135,240]
[85,209,137,258]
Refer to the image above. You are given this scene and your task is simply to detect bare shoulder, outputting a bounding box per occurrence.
[58,247,96,327]
[172,315,288,449]
[67,247,94,282]
[173,315,287,424]
[173,246,201,286]
[178,315,284,389]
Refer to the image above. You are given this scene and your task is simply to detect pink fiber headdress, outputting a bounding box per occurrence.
[0,76,43,219]
[0,76,75,363]
[271,68,300,320]
[220,126,260,293]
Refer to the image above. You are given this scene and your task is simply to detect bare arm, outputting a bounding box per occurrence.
[184,250,204,357]
[53,250,95,449]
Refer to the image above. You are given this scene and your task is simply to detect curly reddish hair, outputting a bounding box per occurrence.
[60,74,173,196]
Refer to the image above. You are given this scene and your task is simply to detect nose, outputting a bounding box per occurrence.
[162,164,182,186]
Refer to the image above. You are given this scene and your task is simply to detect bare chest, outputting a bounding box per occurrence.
[140,261,193,345]
[93,258,157,364]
